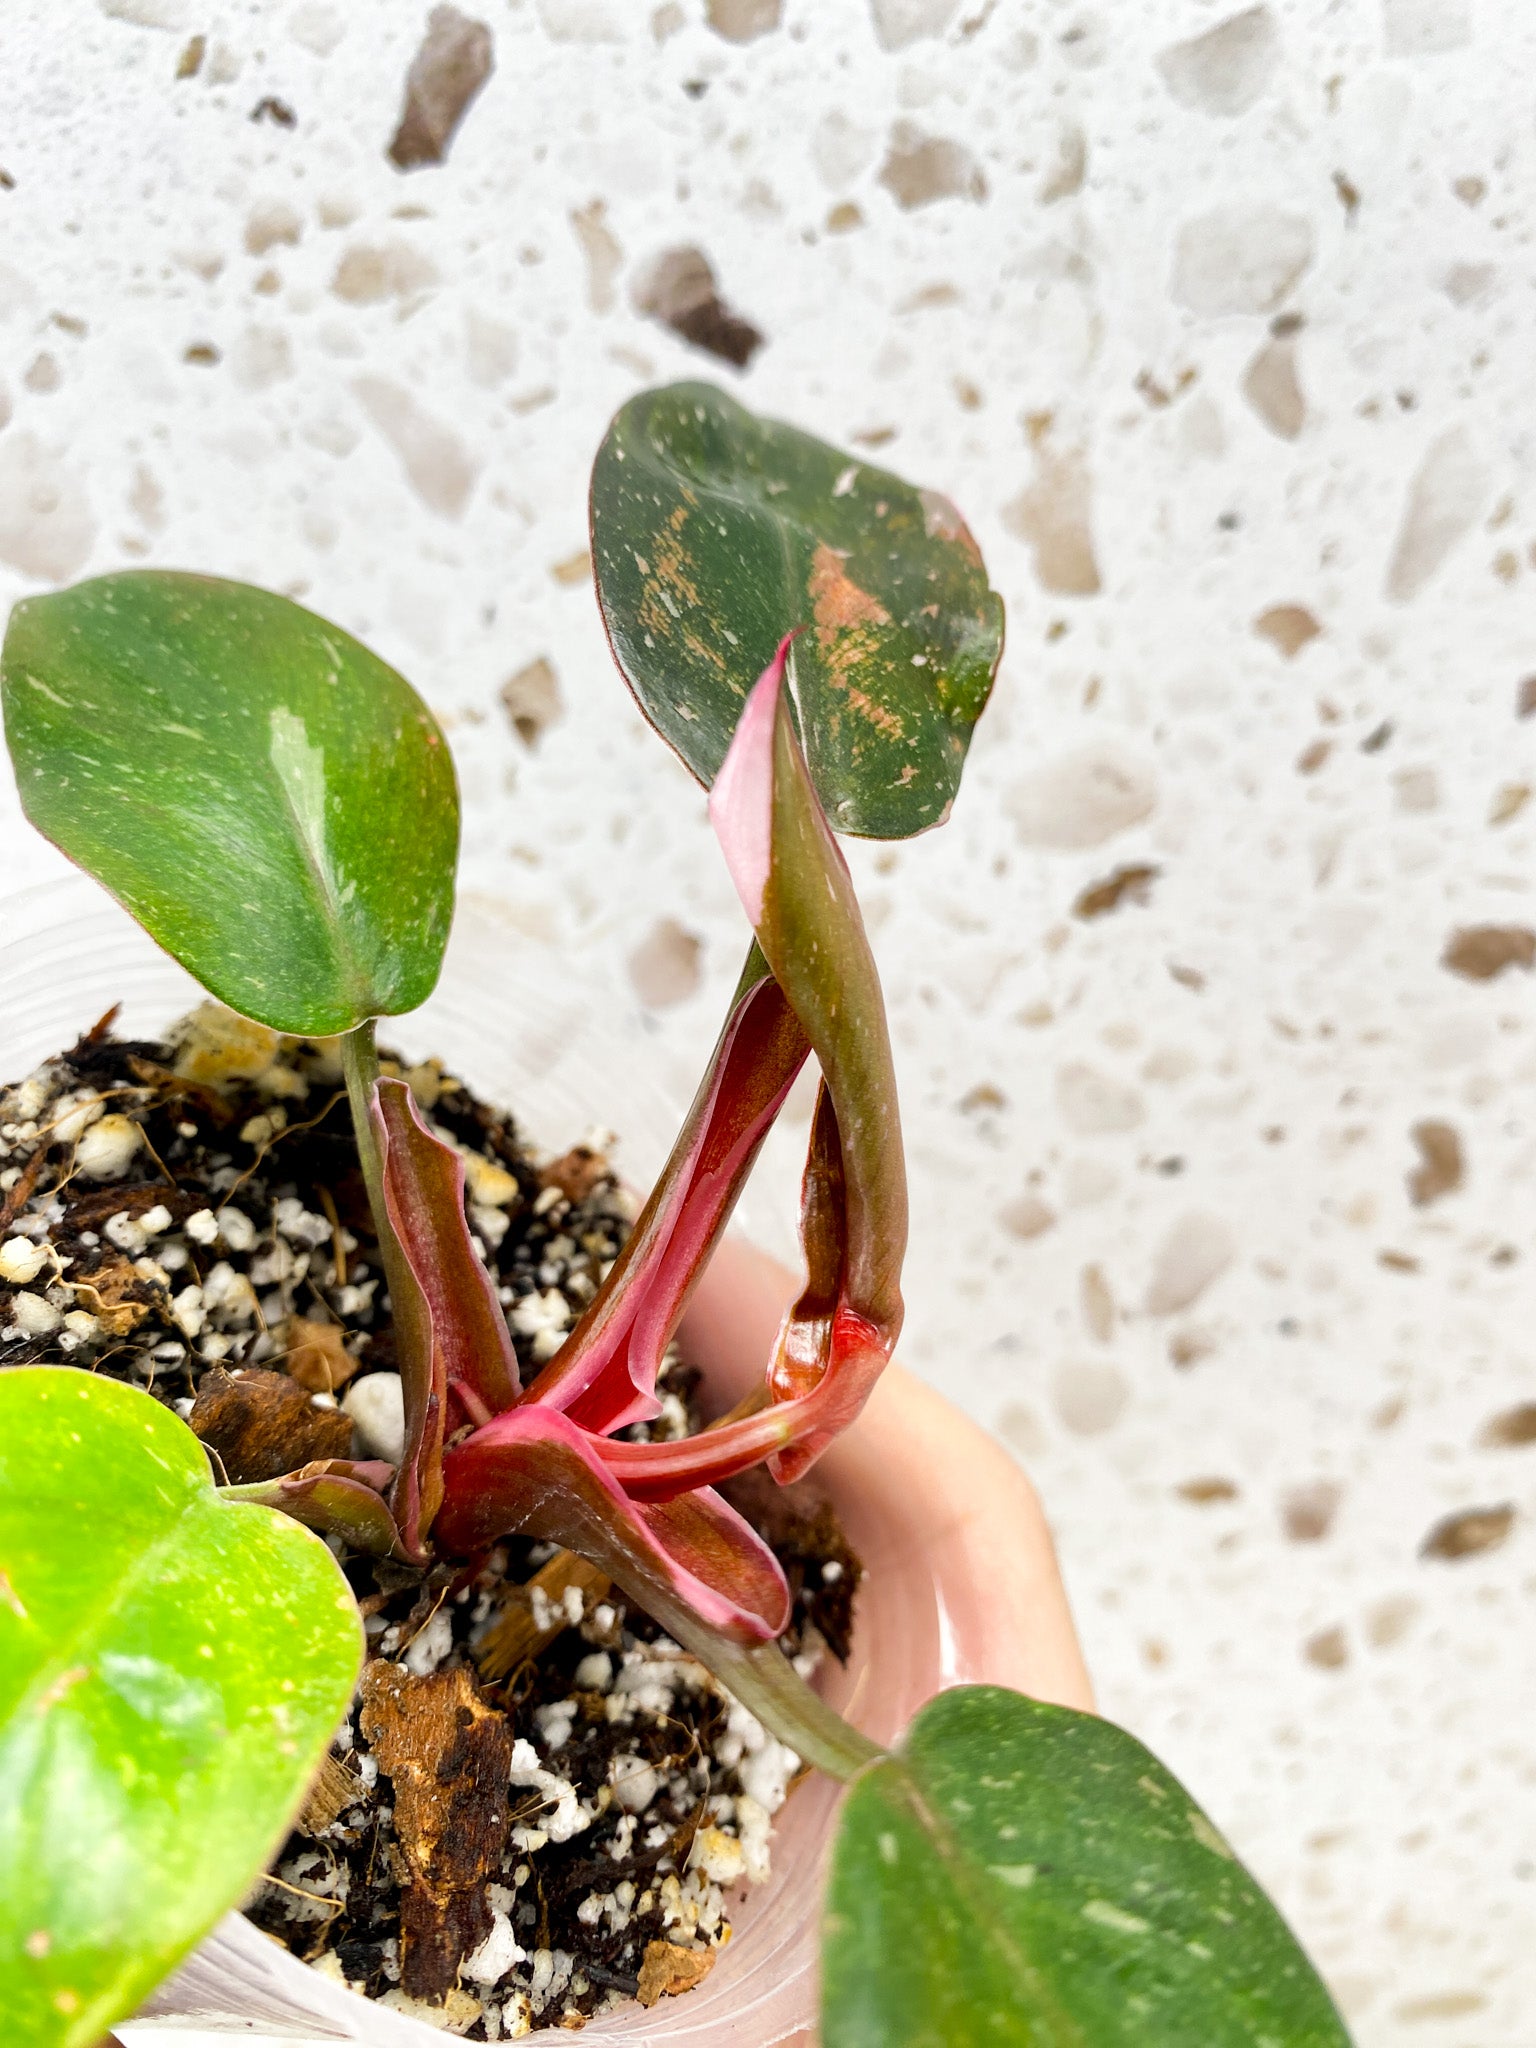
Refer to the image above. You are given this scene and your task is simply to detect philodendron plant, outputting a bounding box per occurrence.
[0,384,1350,2048]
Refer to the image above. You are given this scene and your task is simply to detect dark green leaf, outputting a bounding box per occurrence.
[2,571,459,1034]
[823,1686,1351,2048]
[0,1369,362,2048]
[590,383,1004,838]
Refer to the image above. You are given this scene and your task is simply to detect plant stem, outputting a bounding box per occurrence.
[656,1603,884,1784]
[339,1018,415,1379]
[340,1018,386,1225]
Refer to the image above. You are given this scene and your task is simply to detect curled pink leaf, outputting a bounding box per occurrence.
[373,1076,521,1553]
[436,1403,791,1644]
[526,962,808,1435]
[706,636,908,1475]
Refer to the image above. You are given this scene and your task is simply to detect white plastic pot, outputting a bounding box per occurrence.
[0,878,1090,2048]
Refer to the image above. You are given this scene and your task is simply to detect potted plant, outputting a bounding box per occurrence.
[0,385,1351,2046]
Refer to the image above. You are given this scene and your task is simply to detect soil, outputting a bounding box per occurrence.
[0,1004,862,2038]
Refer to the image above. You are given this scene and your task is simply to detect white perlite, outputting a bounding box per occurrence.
[343,1371,406,1464]
[463,1908,526,1986]
[0,1237,47,1285]
[507,1738,589,1846]
[73,1115,142,1179]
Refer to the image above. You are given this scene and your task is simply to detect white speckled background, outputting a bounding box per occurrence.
[3,1,1533,2037]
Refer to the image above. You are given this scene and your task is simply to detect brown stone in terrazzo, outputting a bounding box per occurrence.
[1003,445,1101,597]
[500,657,563,748]
[1000,1193,1055,1241]
[1146,1212,1234,1315]
[1079,1264,1115,1342]
[1253,603,1320,657]
[388,7,494,171]
[1407,1119,1463,1206]
[877,123,987,209]
[1168,1328,1216,1369]
[1488,782,1529,825]
[1393,1993,1486,2023]
[1176,1477,1239,1505]
[1363,1594,1419,1648]
[704,0,781,40]
[1303,1625,1348,1670]
[628,918,703,1009]
[1053,1359,1130,1436]
[1385,426,1486,601]
[1280,1479,1342,1543]
[1477,1402,1536,1449]
[1420,1504,1515,1561]
[1073,863,1159,920]
[1243,339,1306,439]
[1009,743,1157,850]
[1441,925,1536,981]
[631,248,763,368]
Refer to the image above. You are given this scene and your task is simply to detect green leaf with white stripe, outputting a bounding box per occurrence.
[822,1686,1351,2048]
[2,571,458,1034]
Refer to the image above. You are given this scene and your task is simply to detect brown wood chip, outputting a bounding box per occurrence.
[189,1366,353,1484]
[473,1550,611,1683]
[284,1316,359,1394]
[62,1182,193,1233]
[0,1148,46,1233]
[70,1256,160,1336]
[359,1660,513,2001]
[539,1145,610,1204]
[298,1750,364,1834]
[125,1054,236,1126]
[636,1939,715,2008]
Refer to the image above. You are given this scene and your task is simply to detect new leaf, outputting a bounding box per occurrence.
[0,1370,362,2048]
[591,383,1004,838]
[1,572,459,1035]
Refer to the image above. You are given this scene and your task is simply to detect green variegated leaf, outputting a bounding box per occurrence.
[0,1370,361,2048]
[591,383,1004,838]
[2,571,458,1034]
[823,1687,1352,2048]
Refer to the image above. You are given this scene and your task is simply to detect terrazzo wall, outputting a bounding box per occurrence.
[2,1,1533,2037]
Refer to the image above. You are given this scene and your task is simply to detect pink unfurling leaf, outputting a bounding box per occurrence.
[368,1032,797,1636]
[436,1403,791,1644]
[707,636,908,1477]
[372,1076,521,1553]
[525,960,808,1434]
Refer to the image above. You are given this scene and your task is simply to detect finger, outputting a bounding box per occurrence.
[679,1237,1095,1718]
